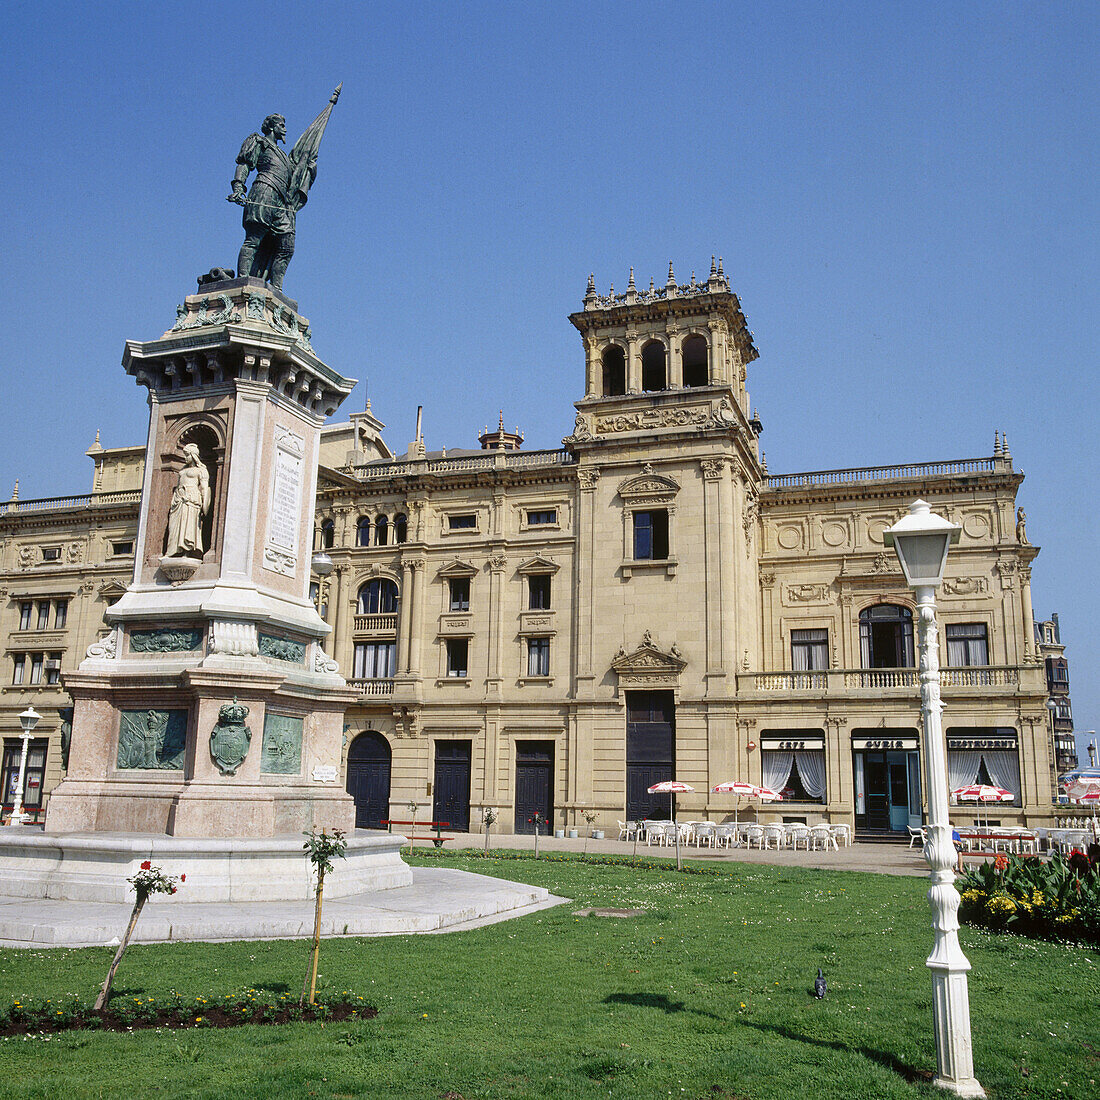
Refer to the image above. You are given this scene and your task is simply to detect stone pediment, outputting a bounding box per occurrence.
[516,555,559,575]
[617,465,680,502]
[436,558,478,579]
[98,580,129,598]
[611,634,686,677]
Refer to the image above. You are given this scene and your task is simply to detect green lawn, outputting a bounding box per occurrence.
[0,851,1096,1099]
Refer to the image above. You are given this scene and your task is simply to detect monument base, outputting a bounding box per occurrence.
[0,828,411,903]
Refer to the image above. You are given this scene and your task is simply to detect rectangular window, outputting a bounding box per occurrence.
[528,574,551,610]
[111,541,134,556]
[446,638,469,678]
[36,602,50,631]
[448,577,470,611]
[29,654,44,685]
[41,547,61,562]
[2,739,49,809]
[526,636,551,677]
[447,514,477,530]
[527,509,557,526]
[946,623,989,666]
[53,600,68,629]
[44,653,62,685]
[352,642,396,679]
[791,628,829,671]
[18,603,32,631]
[632,510,669,560]
[761,748,827,803]
[12,656,25,685]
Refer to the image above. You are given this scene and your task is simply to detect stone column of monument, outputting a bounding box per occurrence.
[44,273,360,839]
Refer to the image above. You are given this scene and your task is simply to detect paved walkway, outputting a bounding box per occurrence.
[436,831,931,877]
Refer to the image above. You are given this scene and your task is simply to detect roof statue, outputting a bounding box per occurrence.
[228,84,342,290]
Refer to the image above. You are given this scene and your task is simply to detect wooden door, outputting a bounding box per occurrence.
[433,741,472,832]
[514,741,553,834]
[626,691,675,820]
[345,732,391,830]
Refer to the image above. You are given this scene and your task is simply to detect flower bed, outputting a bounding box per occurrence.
[957,849,1100,944]
[0,989,376,1037]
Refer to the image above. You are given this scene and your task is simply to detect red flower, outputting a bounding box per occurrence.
[993,854,1009,872]
[140,860,152,871]
[180,874,186,882]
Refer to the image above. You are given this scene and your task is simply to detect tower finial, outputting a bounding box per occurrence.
[718,256,724,276]
[667,261,675,285]
[1001,432,1012,461]
[586,272,595,293]
[94,428,100,445]
[993,430,1002,456]
[710,255,717,275]
[628,267,635,289]
[498,410,505,432]
[11,479,18,501]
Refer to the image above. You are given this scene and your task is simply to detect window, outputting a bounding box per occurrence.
[527,509,557,526]
[111,540,134,556]
[357,579,399,615]
[448,577,470,611]
[29,654,44,685]
[12,656,25,685]
[946,623,989,666]
[44,653,61,685]
[946,728,1021,803]
[394,514,408,543]
[353,642,396,679]
[526,636,550,677]
[528,574,551,610]
[53,600,67,629]
[36,602,50,631]
[446,638,469,678]
[448,514,477,530]
[761,740,827,803]
[791,629,828,671]
[2,739,48,808]
[602,345,626,396]
[356,517,372,547]
[682,334,709,388]
[41,547,61,562]
[319,519,335,550]
[859,604,914,668]
[641,340,666,391]
[375,515,389,546]
[632,510,669,560]
[18,603,31,631]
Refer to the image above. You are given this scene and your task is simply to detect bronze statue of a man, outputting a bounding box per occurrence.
[227,86,341,291]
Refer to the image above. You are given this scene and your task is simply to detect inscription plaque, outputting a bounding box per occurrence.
[264,427,304,577]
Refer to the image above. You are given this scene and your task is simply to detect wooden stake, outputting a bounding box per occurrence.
[95,895,146,1011]
[302,868,326,1005]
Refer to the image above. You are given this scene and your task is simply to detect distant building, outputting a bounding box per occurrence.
[1034,612,1077,775]
[1,262,1060,836]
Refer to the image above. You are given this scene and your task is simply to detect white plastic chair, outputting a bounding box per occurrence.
[762,824,785,850]
[745,825,765,849]
[694,822,717,848]
[830,824,852,848]
[788,824,811,850]
[907,825,924,849]
[810,825,837,851]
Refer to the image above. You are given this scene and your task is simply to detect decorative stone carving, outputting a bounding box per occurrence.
[210,620,259,657]
[85,630,118,660]
[595,406,709,434]
[706,396,739,428]
[117,709,187,770]
[130,627,203,653]
[18,545,33,569]
[700,458,725,480]
[577,467,601,490]
[209,697,251,776]
[611,635,686,685]
[165,444,211,558]
[1016,508,1029,545]
[261,713,303,774]
[995,559,1017,591]
[258,633,306,663]
[263,425,306,578]
[870,552,892,574]
[940,576,988,597]
[486,553,508,572]
[743,493,758,551]
[67,542,83,563]
[786,583,829,603]
[568,414,592,442]
[759,573,776,589]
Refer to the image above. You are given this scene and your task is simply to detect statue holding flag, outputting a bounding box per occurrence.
[228,85,341,290]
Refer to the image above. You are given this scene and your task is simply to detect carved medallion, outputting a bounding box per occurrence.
[210,698,252,776]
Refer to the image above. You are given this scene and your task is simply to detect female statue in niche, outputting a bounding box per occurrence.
[165,444,211,558]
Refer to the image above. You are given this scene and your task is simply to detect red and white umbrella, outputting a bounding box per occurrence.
[711,781,782,825]
[1064,779,1100,802]
[647,781,695,869]
[952,783,1013,829]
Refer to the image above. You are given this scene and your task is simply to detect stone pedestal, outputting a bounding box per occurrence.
[44,276,358,839]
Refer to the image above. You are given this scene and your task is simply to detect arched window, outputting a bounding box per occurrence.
[641,340,666,391]
[375,515,389,546]
[356,516,372,547]
[358,578,399,615]
[394,514,408,543]
[602,345,626,396]
[682,334,709,388]
[859,604,915,668]
[320,519,335,550]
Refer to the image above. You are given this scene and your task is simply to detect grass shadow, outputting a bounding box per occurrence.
[743,1020,933,1085]
[603,991,724,1021]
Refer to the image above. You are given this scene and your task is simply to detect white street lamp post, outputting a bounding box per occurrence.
[885,500,984,1098]
[9,706,41,827]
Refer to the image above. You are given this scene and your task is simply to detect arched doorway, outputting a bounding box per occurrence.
[346,731,391,829]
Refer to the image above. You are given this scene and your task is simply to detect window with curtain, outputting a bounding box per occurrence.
[946,733,1021,803]
[859,604,914,667]
[357,579,398,615]
[352,642,395,679]
[946,622,989,666]
[526,637,550,677]
[761,749,826,802]
[791,629,828,670]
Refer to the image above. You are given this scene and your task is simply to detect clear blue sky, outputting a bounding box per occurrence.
[2,2,1097,757]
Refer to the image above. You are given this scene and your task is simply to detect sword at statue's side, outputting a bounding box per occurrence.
[288,84,342,213]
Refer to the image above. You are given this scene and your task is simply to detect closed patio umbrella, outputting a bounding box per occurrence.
[952,783,1012,830]
[647,780,694,870]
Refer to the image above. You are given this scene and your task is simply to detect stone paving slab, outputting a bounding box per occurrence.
[0,868,565,949]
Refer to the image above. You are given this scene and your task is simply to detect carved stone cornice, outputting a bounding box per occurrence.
[700,457,726,481]
[611,633,686,684]
[577,467,601,491]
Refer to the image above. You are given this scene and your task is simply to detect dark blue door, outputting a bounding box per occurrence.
[626,691,675,820]
[433,741,471,832]
[514,741,553,834]
[346,732,391,829]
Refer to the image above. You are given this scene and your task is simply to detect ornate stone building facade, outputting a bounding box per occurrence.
[1,263,1058,835]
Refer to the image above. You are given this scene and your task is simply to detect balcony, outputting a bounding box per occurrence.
[738,666,1024,696]
[347,678,395,696]
[353,613,398,633]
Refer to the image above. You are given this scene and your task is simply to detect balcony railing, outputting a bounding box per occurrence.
[347,678,395,696]
[0,490,141,517]
[740,666,1021,693]
[353,613,398,633]
[344,448,575,480]
[765,457,998,491]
